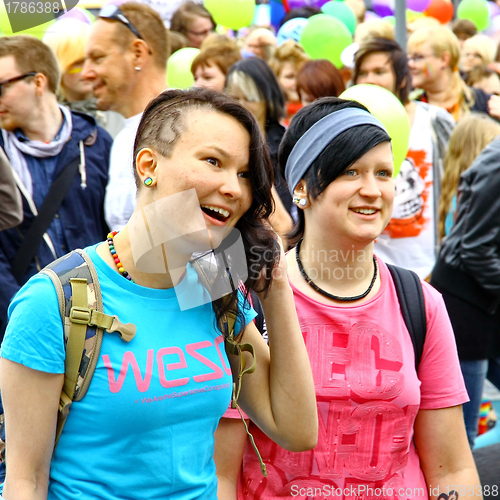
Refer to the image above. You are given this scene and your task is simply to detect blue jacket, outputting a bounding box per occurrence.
[0,111,112,338]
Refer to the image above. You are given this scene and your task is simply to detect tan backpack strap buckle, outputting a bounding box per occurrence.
[106,316,136,342]
[70,306,136,343]
[69,306,91,325]
[59,390,72,418]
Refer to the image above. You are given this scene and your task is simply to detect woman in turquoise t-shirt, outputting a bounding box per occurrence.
[0,88,318,500]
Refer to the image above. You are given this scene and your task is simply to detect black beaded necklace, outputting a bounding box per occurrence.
[295,238,378,302]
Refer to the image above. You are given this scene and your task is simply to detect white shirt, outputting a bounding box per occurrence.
[375,103,436,278]
[104,113,142,232]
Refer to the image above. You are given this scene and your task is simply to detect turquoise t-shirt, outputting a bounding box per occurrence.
[1,244,256,500]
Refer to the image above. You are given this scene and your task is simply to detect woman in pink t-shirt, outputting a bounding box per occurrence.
[215,97,479,500]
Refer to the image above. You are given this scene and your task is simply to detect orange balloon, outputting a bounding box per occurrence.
[424,0,454,23]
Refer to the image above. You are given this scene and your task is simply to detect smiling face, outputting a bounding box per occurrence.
[193,62,226,93]
[82,20,135,113]
[137,108,253,248]
[407,40,444,90]
[303,141,394,248]
[355,52,398,97]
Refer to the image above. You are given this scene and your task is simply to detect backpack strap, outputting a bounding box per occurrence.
[387,264,427,371]
[41,249,136,447]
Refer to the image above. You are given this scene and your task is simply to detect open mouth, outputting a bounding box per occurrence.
[200,204,230,222]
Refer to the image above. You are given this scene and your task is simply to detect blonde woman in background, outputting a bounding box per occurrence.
[43,19,125,138]
[353,18,394,44]
[408,25,492,121]
[439,113,500,240]
[461,34,497,75]
[269,39,309,125]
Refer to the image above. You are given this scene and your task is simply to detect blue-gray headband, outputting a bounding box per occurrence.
[285,108,389,194]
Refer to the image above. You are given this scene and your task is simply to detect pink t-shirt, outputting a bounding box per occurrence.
[236,258,468,500]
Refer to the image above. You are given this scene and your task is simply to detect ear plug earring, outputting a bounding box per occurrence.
[144,177,153,187]
[293,196,307,207]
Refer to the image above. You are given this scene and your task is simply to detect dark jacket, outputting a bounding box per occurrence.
[266,120,292,215]
[431,137,500,358]
[0,111,112,338]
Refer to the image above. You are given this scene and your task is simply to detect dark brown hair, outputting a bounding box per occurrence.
[352,37,410,104]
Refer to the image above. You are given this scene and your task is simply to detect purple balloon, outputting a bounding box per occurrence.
[371,0,394,18]
[485,11,500,35]
[364,10,381,21]
[102,0,128,7]
[59,7,92,24]
[488,0,500,19]
[406,0,430,12]
[310,0,330,7]
[287,0,310,9]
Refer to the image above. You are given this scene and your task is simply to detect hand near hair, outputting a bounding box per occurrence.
[487,94,500,120]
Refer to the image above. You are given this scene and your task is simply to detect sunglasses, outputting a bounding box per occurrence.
[0,72,37,97]
[99,5,146,42]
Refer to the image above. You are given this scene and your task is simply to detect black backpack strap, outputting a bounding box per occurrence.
[11,156,81,284]
[387,264,427,371]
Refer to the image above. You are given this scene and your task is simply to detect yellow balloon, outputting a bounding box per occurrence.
[340,84,410,177]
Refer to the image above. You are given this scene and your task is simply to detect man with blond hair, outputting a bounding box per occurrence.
[83,1,170,231]
[0,35,112,339]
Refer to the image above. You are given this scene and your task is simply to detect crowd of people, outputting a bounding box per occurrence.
[0,0,500,498]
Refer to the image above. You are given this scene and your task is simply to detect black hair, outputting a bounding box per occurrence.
[352,37,410,104]
[135,87,279,337]
[225,57,286,125]
[278,97,391,246]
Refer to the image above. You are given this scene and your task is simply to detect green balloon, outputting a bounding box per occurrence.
[457,0,489,32]
[300,14,352,68]
[167,48,200,89]
[321,1,357,34]
[204,0,256,30]
[340,85,410,177]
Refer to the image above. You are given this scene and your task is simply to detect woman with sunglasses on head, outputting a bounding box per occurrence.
[0,88,317,500]
[215,97,479,499]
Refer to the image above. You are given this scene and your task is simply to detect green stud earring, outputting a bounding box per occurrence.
[144,177,153,187]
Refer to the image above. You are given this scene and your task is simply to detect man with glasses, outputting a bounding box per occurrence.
[0,35,112,340]
[82,1,169,232]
